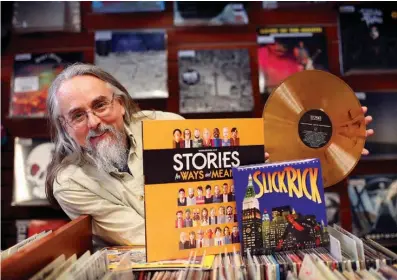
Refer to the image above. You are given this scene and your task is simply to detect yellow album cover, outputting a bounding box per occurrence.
[142,118,265,262]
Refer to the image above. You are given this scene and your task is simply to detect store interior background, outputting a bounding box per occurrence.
[1,1,397,252]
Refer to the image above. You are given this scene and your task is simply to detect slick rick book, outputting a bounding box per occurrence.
[142,118,265,262]
[232,158,330,255]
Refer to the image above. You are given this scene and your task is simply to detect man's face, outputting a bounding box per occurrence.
[184,129,191,140]
[214,185,220,195]
[223,184,228,194]
[231,130,237,139]
[174,131,181,142]
[57,75,126,149]
[197,189,202,196]
[206,188,211,196]
[233,227,238,235]
[203,129,210,140]
[177,212,182,219]
[213,128,219,138]
[227,206,232,215]
[194,129,200,139]
[188,188,194,198]
[231,185,235,193]
[179,190,185,199]
[185,211,190,219]
[223,127,229,139]
[225,227,230,236]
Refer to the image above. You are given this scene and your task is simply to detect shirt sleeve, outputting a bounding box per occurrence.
[54,179,145,246]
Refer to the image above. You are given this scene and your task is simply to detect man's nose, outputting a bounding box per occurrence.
[87,112,101,129]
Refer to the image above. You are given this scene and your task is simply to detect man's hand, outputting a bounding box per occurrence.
[361,106,374,155]
[264,106,374,161]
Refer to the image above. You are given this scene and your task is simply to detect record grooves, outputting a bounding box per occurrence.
[262,70,366,187]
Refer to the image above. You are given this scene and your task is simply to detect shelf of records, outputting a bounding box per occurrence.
[1,214,397,280]
[5,2,397,118]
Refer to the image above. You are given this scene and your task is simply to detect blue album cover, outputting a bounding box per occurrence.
[92,1,165,13]
[232,158,329,255]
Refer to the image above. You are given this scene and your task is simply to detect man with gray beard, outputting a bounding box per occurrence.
[45,64,374,247]
[45,64,184,246]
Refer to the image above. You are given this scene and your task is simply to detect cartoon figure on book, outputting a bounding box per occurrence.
[44,63,373,248]
[173,126,240,148]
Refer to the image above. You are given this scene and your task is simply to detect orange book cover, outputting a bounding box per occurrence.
[142,118,265,262]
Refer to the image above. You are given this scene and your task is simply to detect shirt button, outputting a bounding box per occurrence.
[139,195,144,201]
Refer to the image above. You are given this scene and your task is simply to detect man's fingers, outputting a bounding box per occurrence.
[366,129,374,137]
[361,106,368,114]
[365,115,373,125]
[361,148,369,155]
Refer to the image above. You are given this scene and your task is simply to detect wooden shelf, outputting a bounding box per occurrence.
[1,215,92,280]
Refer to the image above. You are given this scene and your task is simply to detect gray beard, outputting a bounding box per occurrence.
[85,124,128,173]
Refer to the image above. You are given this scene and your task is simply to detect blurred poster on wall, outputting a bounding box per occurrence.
[178,48,253,113]
[174,1,249,26]
[12,137,54,206]
[10,52,83,118]
[356,92,397,159]
[92,1,165,13]
[12,1,81,33]
[338,3,397,75]
[257,26,328,102]
[95,30,168,99]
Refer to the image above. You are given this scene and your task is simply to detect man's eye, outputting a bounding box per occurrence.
[93,102,108,111]
[71,112,85,122]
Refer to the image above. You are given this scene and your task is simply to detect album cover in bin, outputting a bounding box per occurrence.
[92,1,165,13]
[12,137,55,206]
[355,92,397,159]
[174,2,249,26]
[142,118,265,262]
[95,30,168,100]
[338,3,397,75]
[178,49,254,113]
[233,158,329,255]
[348,174,397,243]
[257,26,329,101]
[10,52,83,118]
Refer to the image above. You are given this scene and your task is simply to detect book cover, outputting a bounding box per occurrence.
[232,158,329,255]
[257,26,328,101]
[355,92,397,159]
[10,52,83,118]
[12,137,55,206]
[92,1,165,13]
[338,4,397,75]
[142,119,265,262]
[174,2,249,26]
[95,30,168,99]
[348,174,397,243]
[178,49,253,113]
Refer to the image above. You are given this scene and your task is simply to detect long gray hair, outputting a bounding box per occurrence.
[45,63,142,207]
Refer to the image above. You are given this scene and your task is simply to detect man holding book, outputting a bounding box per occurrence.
[45,63,374,247]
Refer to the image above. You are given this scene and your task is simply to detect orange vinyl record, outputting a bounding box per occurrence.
[262,70,366,187]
